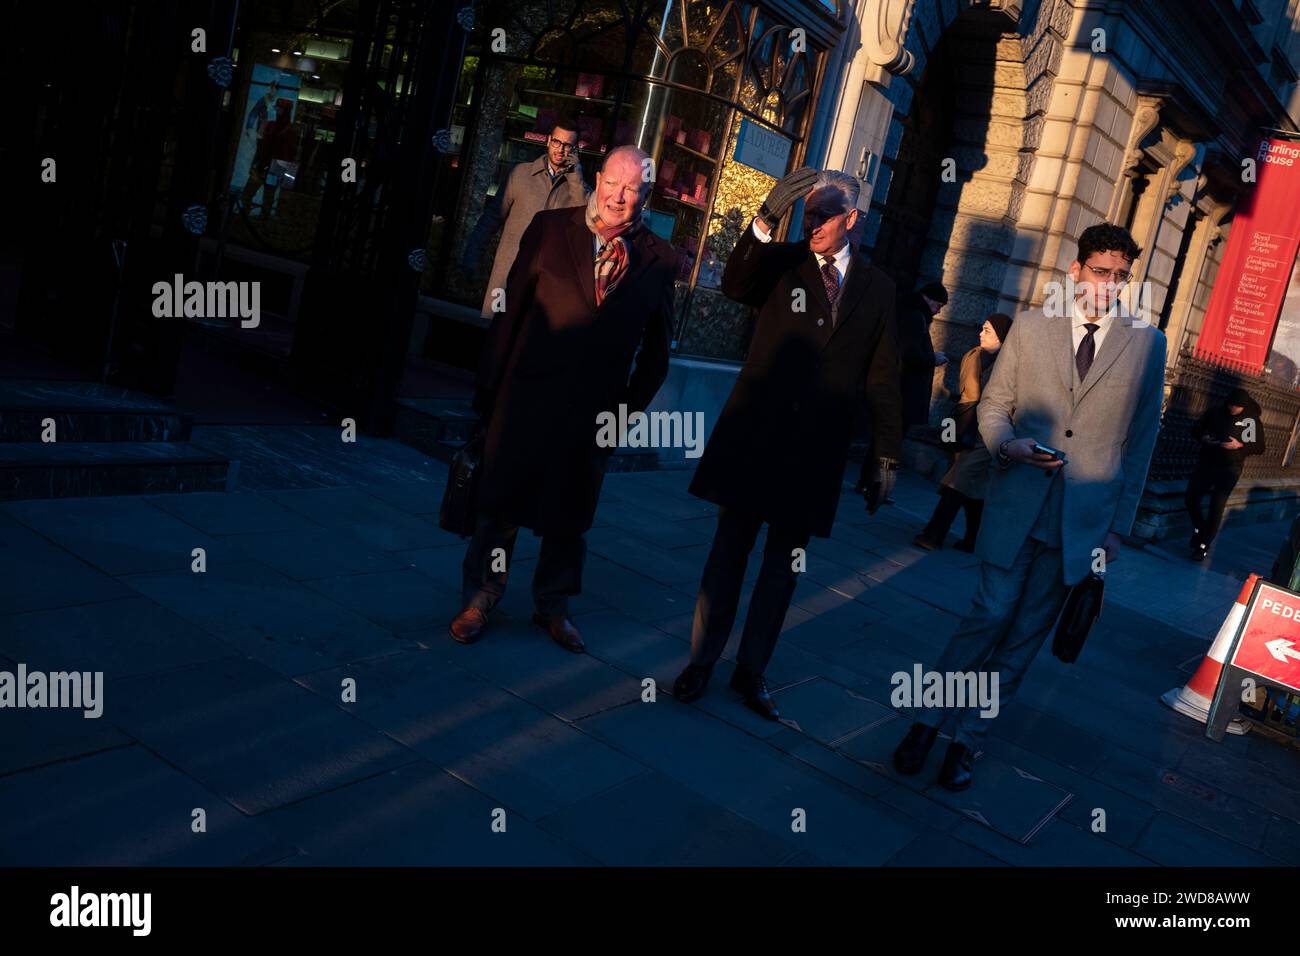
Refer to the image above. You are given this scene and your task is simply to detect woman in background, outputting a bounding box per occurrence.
[913,312,1013,552]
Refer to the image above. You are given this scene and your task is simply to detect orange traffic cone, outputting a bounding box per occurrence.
[1160,573,1258,735]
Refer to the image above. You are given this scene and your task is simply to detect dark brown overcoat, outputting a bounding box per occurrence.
[474,205,676,536]
[688,225,903,537]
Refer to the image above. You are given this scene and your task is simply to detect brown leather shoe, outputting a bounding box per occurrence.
[449,607,488,644]
[532,612,585,653]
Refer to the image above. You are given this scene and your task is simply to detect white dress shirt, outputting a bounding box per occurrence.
[1071,297,1117,356]
[818,241,852,287]
[751,219,852,284]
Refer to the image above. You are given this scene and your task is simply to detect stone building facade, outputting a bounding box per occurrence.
[819,0,1300,434]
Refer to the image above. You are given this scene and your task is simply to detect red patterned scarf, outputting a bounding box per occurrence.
[585,192,640,306]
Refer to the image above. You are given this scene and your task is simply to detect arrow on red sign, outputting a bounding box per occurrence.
[1265,638,1300,663]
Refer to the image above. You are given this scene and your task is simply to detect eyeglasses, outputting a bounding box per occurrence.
[548,137,578,154]
[1083,264,1132,283]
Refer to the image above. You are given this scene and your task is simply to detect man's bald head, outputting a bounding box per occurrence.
[595,145,651,227]
[602,145,650,179]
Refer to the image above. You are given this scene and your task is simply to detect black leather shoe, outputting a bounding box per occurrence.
[913,532,942,551]
[673,663,713,702]
[892,721,939,775]
[532,613,585,653]
[938,741,974,791]
[953,539,976,553]
[730,667,780,721]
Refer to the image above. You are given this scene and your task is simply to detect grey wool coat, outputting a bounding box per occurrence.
[975,306,1167,586]
[468,153,590,318]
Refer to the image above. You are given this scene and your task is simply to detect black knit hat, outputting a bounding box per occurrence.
[985,312,1013,343]
[1227,386,1252,407]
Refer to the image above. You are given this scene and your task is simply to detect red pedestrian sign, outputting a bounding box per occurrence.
[1207,578,1300,740]
[1229,582,1300,692]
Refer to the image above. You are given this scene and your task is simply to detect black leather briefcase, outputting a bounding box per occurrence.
[439,427,486,538]
[1052,571,1105,663]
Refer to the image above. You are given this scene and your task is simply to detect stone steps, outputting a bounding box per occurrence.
[0,379,192,442]
[0,379,235,499]
[0,441,235,500]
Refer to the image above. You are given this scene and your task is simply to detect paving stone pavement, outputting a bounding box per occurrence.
[2,440,1297,866]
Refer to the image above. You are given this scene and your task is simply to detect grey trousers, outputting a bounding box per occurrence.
[914,534,1071,748]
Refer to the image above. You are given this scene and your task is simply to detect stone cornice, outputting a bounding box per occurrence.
[863,0,915,76]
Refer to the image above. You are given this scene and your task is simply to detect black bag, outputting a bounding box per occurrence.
[952,401,981,450]
[439,428,486,537]
[1052,571,1105,663]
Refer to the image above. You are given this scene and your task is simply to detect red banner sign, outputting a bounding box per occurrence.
[1195,138,1300,374]
[1229,581,1300,693]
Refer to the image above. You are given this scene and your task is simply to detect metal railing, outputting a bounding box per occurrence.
[1149,347,1300,482]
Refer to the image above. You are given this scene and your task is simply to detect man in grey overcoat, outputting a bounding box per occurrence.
[893,222,1166,790]
[462,113,591,318]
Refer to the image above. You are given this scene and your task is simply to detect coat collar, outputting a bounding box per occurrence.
[795,248,831,325]
[825,248,875,345]
[528,153,558,179]
[528,152,583,191]
[564,205,654,314]
[795,243,875,349]
[1051,302,1138,403]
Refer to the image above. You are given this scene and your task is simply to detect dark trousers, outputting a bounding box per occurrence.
[689,506,811,676]
[921,486,984,545]
[461,512,586,617]
[1184,462,1242,546]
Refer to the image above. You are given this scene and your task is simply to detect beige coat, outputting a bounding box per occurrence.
[939,346,995,499]
[469,153,590,318]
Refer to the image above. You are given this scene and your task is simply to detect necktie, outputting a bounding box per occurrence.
[1075,322,1099,381]
[820,256,840,307]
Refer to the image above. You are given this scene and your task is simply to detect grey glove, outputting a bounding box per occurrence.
[757,166,820,230]
[864,457,898,514]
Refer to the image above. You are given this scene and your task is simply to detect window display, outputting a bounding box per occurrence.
[221,35,350,260]
[434,0,827,363]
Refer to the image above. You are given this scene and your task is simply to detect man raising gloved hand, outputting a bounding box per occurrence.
[754,166,820,235]
[672,167,903,724]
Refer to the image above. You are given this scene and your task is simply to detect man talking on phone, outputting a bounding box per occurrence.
[892,222,1165,790]
[462,113,591,319]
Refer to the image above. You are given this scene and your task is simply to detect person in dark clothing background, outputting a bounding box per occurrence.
[856,281,948,495]
[1185,386,1265,560]
[914,312,1013,552]
[898,281,950,428]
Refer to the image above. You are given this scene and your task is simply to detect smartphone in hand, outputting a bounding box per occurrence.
[1033,442,1067,464]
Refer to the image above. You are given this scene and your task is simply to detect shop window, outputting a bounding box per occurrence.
[739,14,812,135]
[431,0,825,366]
[632,0,743,81]
[646,0,689,56]
[640,79,733,284]
[221,33,351,261]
